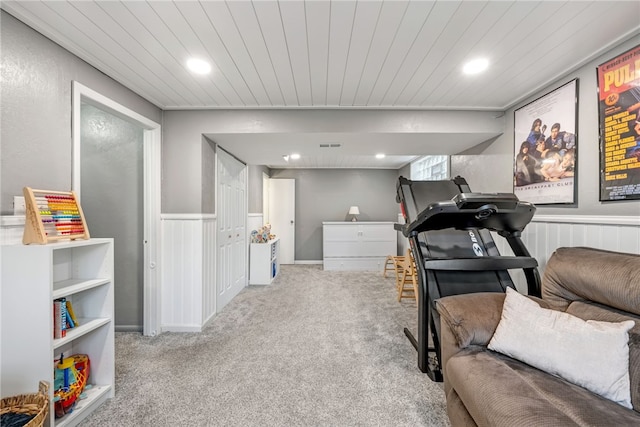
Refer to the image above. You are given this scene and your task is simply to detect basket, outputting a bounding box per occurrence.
[0,381,49,427]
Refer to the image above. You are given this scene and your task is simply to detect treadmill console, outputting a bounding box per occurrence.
[452,193,519,210]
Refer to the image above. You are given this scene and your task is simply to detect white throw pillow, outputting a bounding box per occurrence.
[488,287,635,409]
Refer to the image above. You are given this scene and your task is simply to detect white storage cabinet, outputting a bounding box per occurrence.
[323,222,397,271]
[1,238,115,427]
[249,238,280,285]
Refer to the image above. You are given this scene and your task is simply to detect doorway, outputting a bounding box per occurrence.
[80,103,143,330]
[268,179,295,264]
[72,82,161,336]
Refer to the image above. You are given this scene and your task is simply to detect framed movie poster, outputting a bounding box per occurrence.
[597,44,640,201]
[513,79,578,205]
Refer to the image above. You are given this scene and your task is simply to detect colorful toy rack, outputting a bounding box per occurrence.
[22,187,90,245]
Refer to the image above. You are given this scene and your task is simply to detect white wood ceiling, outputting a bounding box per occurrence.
[3,0,640,168]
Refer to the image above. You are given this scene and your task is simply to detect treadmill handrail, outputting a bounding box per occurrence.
[404,195,535,237]
[423,256,538,271]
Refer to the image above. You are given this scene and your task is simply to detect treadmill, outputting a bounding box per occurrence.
[395,176,541,382]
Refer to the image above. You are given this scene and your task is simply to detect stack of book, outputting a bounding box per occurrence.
[53,298,79,339]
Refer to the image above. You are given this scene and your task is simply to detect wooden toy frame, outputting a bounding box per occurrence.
[22,187,90,245]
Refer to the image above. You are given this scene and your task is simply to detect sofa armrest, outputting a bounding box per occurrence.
[435,291,549,394]
[436,292,506,350]
[436,292,504,397]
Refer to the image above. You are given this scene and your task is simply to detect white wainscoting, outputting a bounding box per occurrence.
[161,214,217,332]
[495,215,640,293]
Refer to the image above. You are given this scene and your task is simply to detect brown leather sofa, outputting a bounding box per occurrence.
[435,247,640,426]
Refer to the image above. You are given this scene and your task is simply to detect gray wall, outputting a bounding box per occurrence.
[202,137,216,214]
[270,168,399,261]
[3,10,638,330]
[81,104,144,330]
[0,11,162,214]
[162,108,502,213]
[453,35,640,217]
[1,12,161,329]
[248,165,270,213]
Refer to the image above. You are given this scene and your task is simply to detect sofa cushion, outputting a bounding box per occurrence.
[564,300,640,412]
[488,287,634,408]
[446,347,640,427]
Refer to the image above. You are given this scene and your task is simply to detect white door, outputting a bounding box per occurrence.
[268,179,295,264]
[216,148,247,311]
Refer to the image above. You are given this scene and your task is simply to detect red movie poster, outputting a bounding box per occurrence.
[598,45,640,201]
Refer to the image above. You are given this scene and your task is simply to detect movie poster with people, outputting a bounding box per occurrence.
[513,79,577,204]
[597,45,640,201]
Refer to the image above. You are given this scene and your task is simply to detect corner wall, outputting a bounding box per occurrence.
[0,11,161,214]
[453,35,640,218]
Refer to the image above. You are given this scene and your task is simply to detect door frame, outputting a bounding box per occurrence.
[71,81,162,337]
[262,172,270,223]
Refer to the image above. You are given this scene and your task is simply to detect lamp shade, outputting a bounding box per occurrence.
[348,206,360,215]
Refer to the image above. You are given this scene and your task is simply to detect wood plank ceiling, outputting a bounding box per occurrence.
[2,1,639,168]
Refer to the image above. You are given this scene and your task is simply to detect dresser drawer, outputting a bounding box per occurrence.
[323,257,387,271]
[322,222,397,271]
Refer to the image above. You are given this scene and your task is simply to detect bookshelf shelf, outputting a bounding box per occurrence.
[1,238,114,427]
[55,384,111,427]
[53,318,111,350]
[52,278,111,299]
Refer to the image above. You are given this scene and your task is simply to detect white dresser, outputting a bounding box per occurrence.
[323,221,397,271]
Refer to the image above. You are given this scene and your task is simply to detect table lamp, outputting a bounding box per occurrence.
[348,206,360,222]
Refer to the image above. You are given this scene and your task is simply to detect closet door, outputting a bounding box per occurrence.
[216,148,247,311]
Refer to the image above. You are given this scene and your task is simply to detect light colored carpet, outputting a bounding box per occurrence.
[81,264,450,426]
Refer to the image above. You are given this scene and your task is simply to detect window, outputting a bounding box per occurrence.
[410,155,449,180]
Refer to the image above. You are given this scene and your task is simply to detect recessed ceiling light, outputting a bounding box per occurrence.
[187,58,211,75]
[290,153,301,160]
[463,58,489,75]
[376,153,386,159]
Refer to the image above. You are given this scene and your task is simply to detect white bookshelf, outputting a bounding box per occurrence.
[1,238,115,427]
[249,238,280,285]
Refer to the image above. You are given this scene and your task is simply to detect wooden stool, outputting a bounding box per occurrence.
[397,249,418,306]
[383,255,404,277]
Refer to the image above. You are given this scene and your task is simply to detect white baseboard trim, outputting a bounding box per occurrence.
[161,324,203,333]
[115,325,143,333]
[294,260,323,265]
